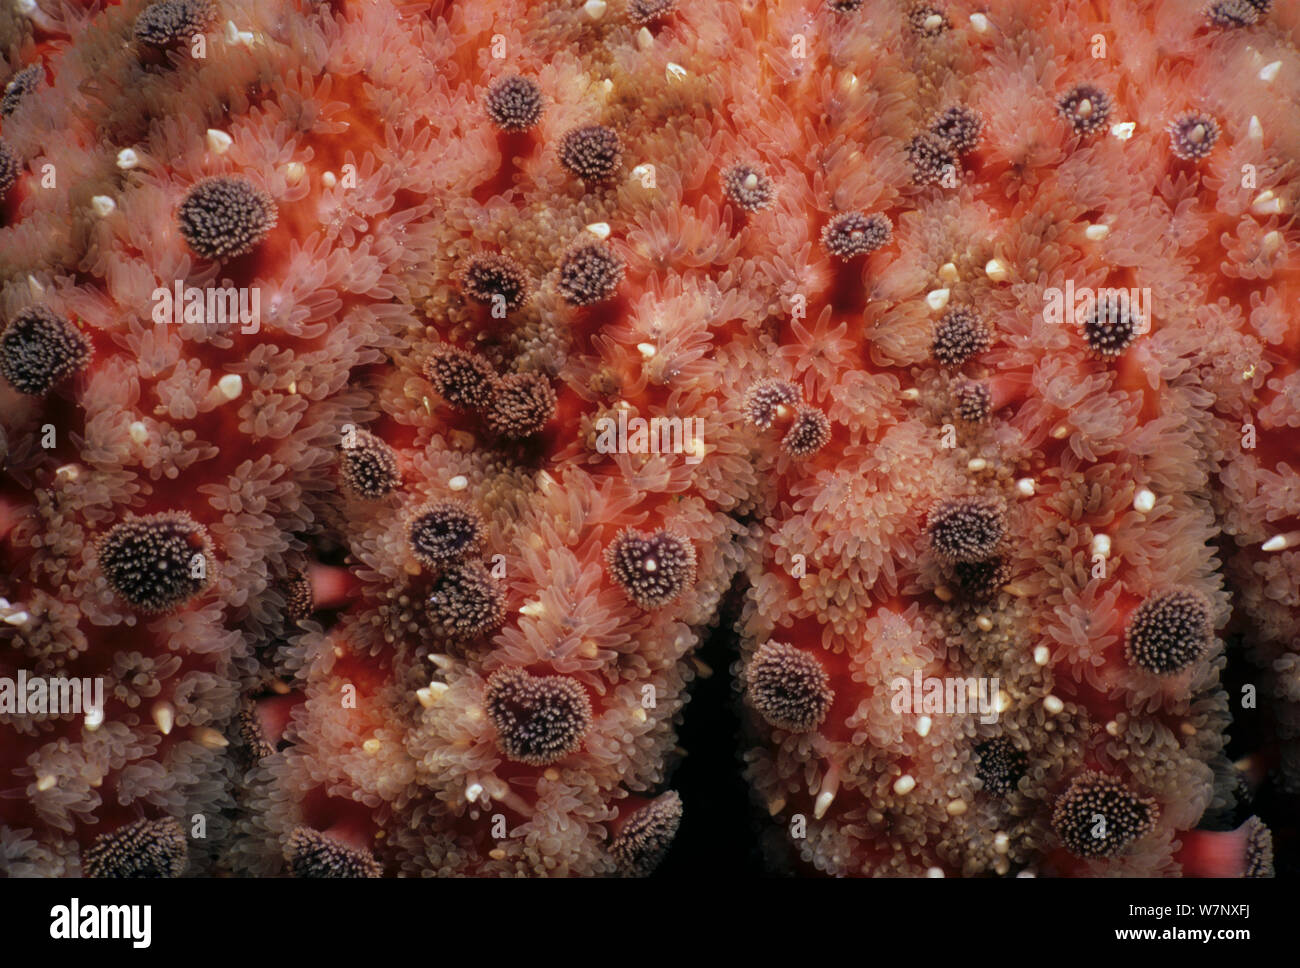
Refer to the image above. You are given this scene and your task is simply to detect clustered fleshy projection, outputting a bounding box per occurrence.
[80,817,189,878]
[1,0,1296,881]
[0,305,91,395]
[134,0,214,50]
[176,175,278,260]
[722,163,775,213]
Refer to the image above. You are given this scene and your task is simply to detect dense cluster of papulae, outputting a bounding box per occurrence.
[0,0,1296,878]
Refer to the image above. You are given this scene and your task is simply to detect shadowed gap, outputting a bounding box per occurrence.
[655,581,768,878]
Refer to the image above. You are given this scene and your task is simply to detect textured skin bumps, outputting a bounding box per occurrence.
[0,0,1296,884]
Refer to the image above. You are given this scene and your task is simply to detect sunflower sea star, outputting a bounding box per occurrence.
[0,0,1296,880]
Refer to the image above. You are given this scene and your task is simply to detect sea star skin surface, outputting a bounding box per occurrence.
[0,0,1295,880]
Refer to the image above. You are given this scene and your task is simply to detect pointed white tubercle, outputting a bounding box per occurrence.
[1133,488,1156,513]
[637,26,653,49]
[1262,531,1300,552]
[1249,116,1263,141]
[631,163,655,184]
[813,789,835,820]
[1084,223,1110,241]
[91,196,116,218]
[193,726,229,749]
[116,148,139,170]
[36,774,57,792]
[83,705,104,731]
[585,222,610,240]
[27,275,44,297]
[1111,122,1136,140]
[152,701,175,736]
[984,258,1008,282]
[218,374,243,401]
[285,161,306,185]
[814,765,841,819]
[1260,61,1281,84]
[1261,230,1282,256]
[16,0,37,14]
[206,129,233,154]
[916,715,932,738]
[583,0,606,19]
[665,62,688,82]
[1252,191,1284,216]
[224,20,239,43]
[900,387,920,400]
[939,261,959,283]
[926,288,951,311]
